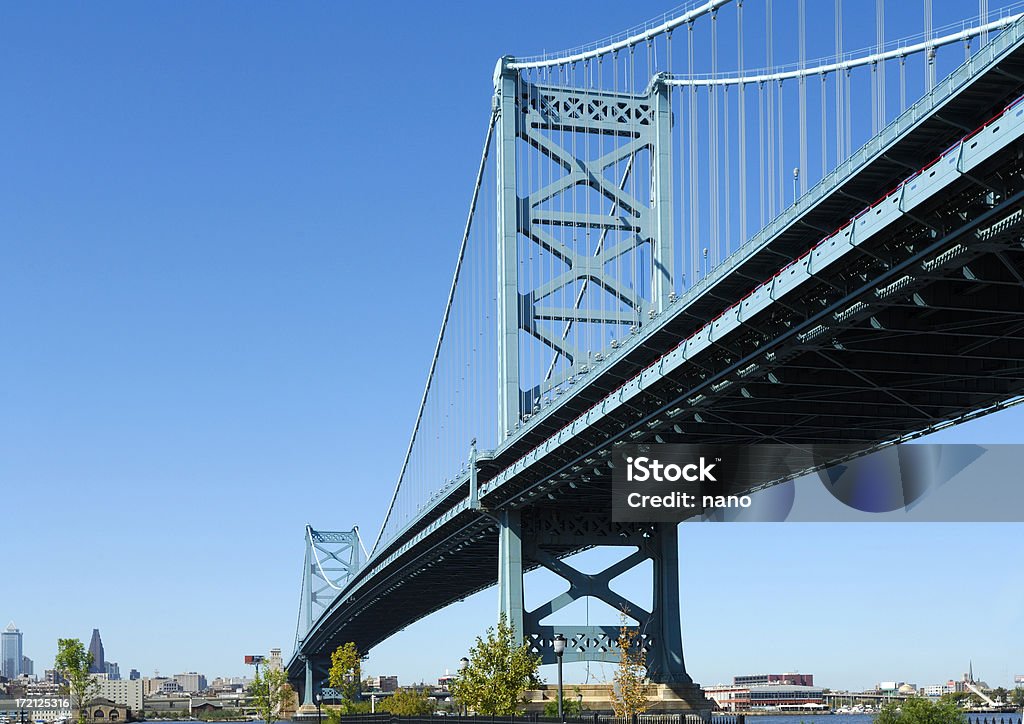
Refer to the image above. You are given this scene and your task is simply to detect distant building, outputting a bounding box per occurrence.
[748,684,825,709]
[706,682,824,711]
[84,697,129,723]
[45,669,67,686]
[367,676,398,692]
[921,681,966,697]
[734,673,814,687]
[268,649,283,671]
[174,672,208,693]
[22,656,34,677]
[88,630,106,675]
[1,622,24,679]
[705,684,750,711]
[129,670,140,681]
[92,675,144,714]
[105,662,120,681]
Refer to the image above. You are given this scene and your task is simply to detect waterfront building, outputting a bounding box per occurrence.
[704,684,750,711]
[1,622,23,679]
[83,697,130,723]
[706,682,825,711]
[734,673,814,687]
[87,630,105,674]
[747,684,826,709]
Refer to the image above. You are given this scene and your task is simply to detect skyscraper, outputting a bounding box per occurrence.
[2,622,24,679]
[88,629,105,674]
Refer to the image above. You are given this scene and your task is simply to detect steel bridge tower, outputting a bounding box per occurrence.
[492,57,706,707]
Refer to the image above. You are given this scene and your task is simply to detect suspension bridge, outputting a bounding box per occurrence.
[288,0,1024,710]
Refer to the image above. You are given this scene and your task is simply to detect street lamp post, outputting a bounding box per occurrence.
[553,634,566,722]
[315,692,322,724]
[459,657,469,716]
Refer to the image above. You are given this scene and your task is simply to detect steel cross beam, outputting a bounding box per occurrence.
[494,59,673,438]
[497,508,695,686]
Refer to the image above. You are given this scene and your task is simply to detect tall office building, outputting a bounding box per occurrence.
[22,656,34,677]
[88,629,105,674]
[105,661,120,680]
[173,672,207,693]
[129,669,140,681]
[2,622,24,679]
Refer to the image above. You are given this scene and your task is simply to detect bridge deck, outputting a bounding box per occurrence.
[290,18,1024,686]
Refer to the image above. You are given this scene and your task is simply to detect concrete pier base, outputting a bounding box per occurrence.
[523,682,714,715]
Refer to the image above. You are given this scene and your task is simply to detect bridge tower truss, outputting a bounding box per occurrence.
[296,526,362,706]
[497,508,703,694]
[494,59,674,440]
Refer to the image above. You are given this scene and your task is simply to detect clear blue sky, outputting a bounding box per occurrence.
[1,0,1022,694]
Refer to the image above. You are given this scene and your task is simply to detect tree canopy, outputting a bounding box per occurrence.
[448,614,542,715]
[876,697,965,724]
[328,642,363,712]
[250,666,293,724]
[54,638,98,724]
[610,613,649,718]
[378,688,435,716]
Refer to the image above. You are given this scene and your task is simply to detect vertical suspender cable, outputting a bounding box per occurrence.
[766,0,775,218]
[710,9,719,266]
[737,0,747,246]
[877,0,885,129]
[899,55,906,112]
[688,22,699,280]
[835,0,844,164]
[758,80,766,230]
[820,72,828,180]
[981,0,989,46]
[777,77,785,207]
[798,0,808,196]
[372,107,500,553]
[871,59,879,136]
[925,0,935,91]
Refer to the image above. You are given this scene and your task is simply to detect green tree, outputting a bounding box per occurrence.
[328,643,362,713]
[543,691,585,718]
[876,697,963,724]
[448,613,542,715]
[992,687,1008,704]
[378,688,435,716]
[1010,688,1024,708]
[939,692,969,707]
[250,666,293,724]
[54,638,99,724]
[610,613,648,718]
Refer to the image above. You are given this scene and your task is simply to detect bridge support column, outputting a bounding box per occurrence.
[497,509,525,642]
[303,656,314,707]
[502,510,711,713]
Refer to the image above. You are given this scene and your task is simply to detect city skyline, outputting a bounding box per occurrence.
[2,0,1022,699]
